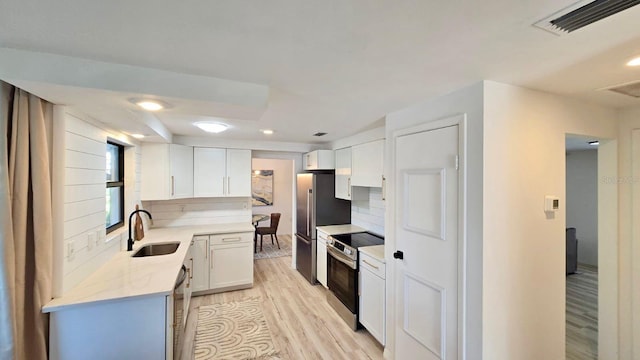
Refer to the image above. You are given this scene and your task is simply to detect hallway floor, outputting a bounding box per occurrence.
[566,264,597,360]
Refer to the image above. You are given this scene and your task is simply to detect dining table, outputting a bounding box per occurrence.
[252,214,270,252]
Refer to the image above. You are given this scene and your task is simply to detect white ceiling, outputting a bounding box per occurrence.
[1,0,640,144]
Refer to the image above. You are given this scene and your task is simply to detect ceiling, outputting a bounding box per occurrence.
[1,0,640,144]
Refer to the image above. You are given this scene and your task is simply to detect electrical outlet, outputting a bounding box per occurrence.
[88,232,95,250]
[95,230,101,247]
[67,242,75,260]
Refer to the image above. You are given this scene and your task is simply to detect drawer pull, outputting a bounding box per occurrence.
[362,259,380,270]
[222,237,241,242]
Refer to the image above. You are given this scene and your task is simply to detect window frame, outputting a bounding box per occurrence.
[106,141,125,234]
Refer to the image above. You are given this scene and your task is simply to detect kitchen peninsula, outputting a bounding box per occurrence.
[43,223,254,360]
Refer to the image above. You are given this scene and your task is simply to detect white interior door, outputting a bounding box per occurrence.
[394,125,459,360]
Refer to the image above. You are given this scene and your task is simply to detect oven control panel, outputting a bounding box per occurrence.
[327,236,355,258]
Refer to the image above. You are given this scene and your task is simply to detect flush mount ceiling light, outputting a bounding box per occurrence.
[627,56,640,67]
[261,129,274,135]
[194,121,228,134]
[136,101,163,111]
[129,98,167,111]
[131,134,145,139]
[588,140,600,146]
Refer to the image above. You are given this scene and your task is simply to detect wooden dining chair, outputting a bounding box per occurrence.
[256,213,281,251]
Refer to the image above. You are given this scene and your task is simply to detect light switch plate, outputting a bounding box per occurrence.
[67,242,75,260]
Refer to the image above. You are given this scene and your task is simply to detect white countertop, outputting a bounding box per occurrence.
[359,245,385,262]
[43,223,254,313]
[316,224,366,235]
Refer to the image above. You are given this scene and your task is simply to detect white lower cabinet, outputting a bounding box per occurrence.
[316,230,329,288]
[190,231,254,294]
[359,252,385,345]
[209,233,253,289]
[191,236,210,292]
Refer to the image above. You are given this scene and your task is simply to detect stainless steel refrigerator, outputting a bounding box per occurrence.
[296,172,351,284]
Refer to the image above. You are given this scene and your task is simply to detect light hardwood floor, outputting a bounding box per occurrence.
[180,253,384,360]
[566,264,598,360]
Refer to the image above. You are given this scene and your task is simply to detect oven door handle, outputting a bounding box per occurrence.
[327,246,357,269]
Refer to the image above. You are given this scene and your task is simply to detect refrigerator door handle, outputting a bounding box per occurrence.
[307,189,313,236]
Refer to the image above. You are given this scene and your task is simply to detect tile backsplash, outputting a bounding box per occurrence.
[351,187,385,236]
[143,197,251,228]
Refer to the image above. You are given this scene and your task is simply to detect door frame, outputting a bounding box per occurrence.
[386,113,468,359]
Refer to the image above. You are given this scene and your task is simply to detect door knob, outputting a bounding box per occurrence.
[393,251,404,260]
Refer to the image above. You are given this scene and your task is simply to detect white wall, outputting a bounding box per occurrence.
[385,82,485,359]
[251,158,294,235]
[52,107,141,295]
[566,150,598,266]
[482,81,618,360]
[618,107,640,360]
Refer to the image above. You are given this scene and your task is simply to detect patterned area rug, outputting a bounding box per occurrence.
[254,235,291,260]
[194,297,279,360]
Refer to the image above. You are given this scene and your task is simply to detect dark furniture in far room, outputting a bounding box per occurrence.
[256,213,281,252]
[566,227,578,275]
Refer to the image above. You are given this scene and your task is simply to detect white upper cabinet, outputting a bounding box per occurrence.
[351,139,384,187]
[334,147,352,200]
[303,150,334,170]
[194,147,251,197]
[193,148,226,197]
[141,143,193,200]
[225,149,251,197]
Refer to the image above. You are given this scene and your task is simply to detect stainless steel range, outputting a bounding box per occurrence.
[326,232,384,330]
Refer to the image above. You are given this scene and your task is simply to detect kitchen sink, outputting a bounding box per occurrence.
[132,242,180,257]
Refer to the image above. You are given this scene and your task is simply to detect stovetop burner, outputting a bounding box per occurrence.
[330,232,384,249]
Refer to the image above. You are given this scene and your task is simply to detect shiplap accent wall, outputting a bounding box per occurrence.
[56,108,141,295]
[351,187,385,236]
[142,197,251,228]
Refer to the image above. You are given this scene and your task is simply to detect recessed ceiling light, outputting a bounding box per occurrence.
[195,122,228,133]
[136,100,164,111]
[262,129,274,135]
[588,140,600,146]
[627,56,640,67]
[131,134,145,139]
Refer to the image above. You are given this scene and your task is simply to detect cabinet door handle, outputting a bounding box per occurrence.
[186,267,191,288]
[210,249,214,270]
[189,258,194,280]
[171,176,175,196]
[222,176,226,195]
[227,176,231,195]
[222,237,241,242]
[381,175,386,201]
[348,177,351,197]
[362,259,379,270]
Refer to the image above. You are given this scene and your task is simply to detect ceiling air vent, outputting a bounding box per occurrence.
[534,0,640,35]
[607,80,640,98]
[313,132,327,137]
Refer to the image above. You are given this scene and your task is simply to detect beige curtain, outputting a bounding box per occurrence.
[0,82,53,360]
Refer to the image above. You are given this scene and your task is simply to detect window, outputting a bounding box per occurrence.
[106,141,124,233]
